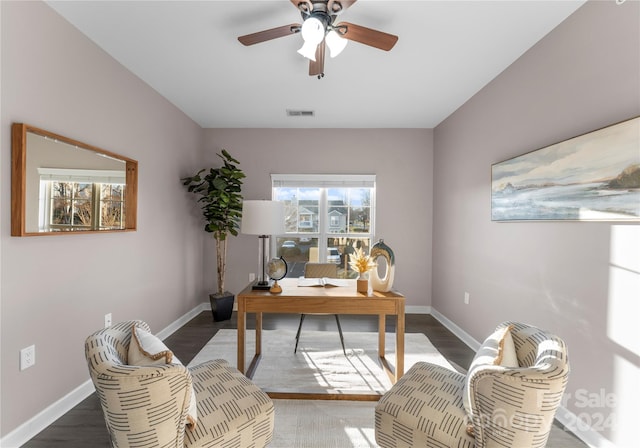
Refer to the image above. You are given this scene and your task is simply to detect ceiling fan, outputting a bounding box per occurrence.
[238,0,398,79]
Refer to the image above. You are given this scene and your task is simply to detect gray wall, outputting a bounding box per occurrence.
[432,1,639,446]
[202,128,434,308]
[1,1,205,436]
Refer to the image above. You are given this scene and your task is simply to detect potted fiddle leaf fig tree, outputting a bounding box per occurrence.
[181,149,245,321]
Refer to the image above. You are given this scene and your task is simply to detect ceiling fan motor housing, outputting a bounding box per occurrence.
[297,1,343,14]
[299,2,336,31]
[309,11,332,31]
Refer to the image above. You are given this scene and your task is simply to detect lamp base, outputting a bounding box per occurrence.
[251,280,272,291]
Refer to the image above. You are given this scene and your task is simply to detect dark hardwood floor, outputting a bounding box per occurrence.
[22,312,584,447]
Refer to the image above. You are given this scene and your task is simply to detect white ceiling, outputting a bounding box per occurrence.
[47,0,586,129]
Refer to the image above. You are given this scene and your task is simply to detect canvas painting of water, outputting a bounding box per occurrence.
[492,117,640,221]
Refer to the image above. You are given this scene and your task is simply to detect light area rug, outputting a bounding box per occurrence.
[188,329,454,447]
[270,399,379,447]
[189,329,454,395]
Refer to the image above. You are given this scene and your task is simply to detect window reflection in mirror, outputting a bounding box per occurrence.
[11,123,138,236]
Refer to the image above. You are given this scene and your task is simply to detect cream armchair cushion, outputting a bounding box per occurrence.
[375,321,570,448]
[85,320,274,448]
[127,323,198,427]
[466,322,570,446]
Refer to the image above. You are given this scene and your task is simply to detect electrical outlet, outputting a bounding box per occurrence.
[249,273,256,282]
[464,292,470,305]
[105,313,112,328]
[20,345,35,371]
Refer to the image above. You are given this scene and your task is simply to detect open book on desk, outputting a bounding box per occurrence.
[297,277,349,287]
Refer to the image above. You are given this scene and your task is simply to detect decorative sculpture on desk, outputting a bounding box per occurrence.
[370,239,395,292]
[267,257,287,294]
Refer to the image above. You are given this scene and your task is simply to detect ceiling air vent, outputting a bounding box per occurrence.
[286,109,315,117]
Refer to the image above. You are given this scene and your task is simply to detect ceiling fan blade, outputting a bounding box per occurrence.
[238,24,300,46]
[328,0,358,14]
[309,41,325,77]
[339,22,398,51]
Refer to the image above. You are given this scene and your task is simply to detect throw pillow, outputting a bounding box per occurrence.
[468,324,518,369]
[498,326,518,368]
[128,324,198,427]
[463,324,519,420]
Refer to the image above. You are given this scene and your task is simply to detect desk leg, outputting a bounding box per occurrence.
[245,312,263,379]
[237,299,246,374]
[256,312,262,356]
[396,307,405,382]
[378,314,385,356]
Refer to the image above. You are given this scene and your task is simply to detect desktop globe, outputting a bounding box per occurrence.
[267,257,287,294]
[267,257,287,279]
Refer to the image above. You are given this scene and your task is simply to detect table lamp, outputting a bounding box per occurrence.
[241,200,285,290]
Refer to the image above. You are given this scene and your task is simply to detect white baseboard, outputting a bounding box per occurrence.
[1,302,210,448]
[406,305,430,314]
[429,308,616,448]
[156,302,210,340]
[554,404,617,448]
[0,380,96,448]
[429,307,481,351]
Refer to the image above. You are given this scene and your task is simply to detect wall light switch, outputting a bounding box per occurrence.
[464,292,470,305]
[105,313,112,328]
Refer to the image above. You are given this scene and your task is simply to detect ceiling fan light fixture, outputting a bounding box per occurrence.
[300,16,325,45]
[297,16,326,61]
[239,1,399,77]
[326,29,347,58]
[297,40,318,61]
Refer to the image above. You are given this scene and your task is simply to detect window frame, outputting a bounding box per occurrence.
[38,168,126,232]
[271,174,376,266]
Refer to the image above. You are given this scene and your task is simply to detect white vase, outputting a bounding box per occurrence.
[369,239,395,292]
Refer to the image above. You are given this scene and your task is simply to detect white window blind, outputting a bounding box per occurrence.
[271,174,375,189]
[38,168,126,184]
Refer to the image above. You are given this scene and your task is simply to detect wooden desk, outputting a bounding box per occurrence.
[237,278,405,401]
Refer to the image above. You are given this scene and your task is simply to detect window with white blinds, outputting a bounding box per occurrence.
[271,174,376,278]
[37,168,125,232]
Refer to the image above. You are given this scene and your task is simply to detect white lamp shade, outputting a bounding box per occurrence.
[297,41,318,61]
[301,17,325,44]
[297,16,325,61]
[326,30,347,58]
[241,200,285,235]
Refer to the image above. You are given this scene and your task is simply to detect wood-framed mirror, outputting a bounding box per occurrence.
[11,123,138,236]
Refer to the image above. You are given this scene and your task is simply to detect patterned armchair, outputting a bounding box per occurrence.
[85,320,274,447]
[375,321,570,448]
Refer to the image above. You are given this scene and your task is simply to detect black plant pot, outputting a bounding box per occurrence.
[209,292,235,322]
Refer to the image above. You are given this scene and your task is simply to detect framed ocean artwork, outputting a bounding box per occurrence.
[491,117,640,222]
